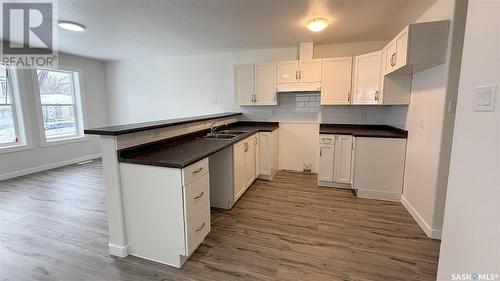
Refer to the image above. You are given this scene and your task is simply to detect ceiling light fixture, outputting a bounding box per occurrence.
[58,21,85,32]
[306,17,329,32]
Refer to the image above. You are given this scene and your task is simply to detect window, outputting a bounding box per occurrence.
[35,68,85,143]
[0,65,25,148]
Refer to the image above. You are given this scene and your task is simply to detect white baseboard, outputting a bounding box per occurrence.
[108,243,129,258]
[0,153,101,181]
[356,189,401,202]
[401,195,442,240]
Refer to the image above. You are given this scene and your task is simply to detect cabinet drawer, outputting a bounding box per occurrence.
[182,158,209,186]
[184,204,210,256]
[183,173,210,219]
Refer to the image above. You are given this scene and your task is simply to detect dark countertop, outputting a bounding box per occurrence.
[84,112,242,136]
[320,124,407,138]
[118,121,279,168]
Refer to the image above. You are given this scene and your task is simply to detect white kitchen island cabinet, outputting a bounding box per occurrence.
[120,158,211,268]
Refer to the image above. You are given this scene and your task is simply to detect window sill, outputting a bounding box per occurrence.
[0,144,34,154]
[40,136,90,147]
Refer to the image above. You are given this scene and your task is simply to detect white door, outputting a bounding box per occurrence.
[385,40,397,74]
[299,59,322,83]
[333,135,353,184]
[395,28,409,70]
[233,142,247,199]
[254,134,260,177]
[321,57,353,105]
[259,132,270,176]
[352,51,382,104]
[254,62,277,105]
[318,135,335,182]
[234,64,255,105]
[245,137,257,187]
[276,60,299,84]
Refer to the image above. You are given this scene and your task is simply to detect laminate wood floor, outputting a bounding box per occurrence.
[0,160,440,281]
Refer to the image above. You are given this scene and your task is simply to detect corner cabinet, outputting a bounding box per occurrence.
[119,158,211,268]
[318,134,353,188]
[352,51,383,105]
[234,62,277,106]
[383,20,450,75]
[320,57,353,105]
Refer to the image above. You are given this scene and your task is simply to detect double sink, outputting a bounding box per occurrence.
[204,130,247,140]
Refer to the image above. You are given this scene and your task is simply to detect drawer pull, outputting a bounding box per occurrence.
[195,222,206,232]
[192,167,203,174]
[194,191,204,200]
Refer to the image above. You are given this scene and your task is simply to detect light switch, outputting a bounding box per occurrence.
[474,85,496,112]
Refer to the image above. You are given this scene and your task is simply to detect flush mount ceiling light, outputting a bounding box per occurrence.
[58,21,85,32]
[306,17,329,32]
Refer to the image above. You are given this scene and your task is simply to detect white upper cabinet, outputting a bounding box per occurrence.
[277,60,299,84]
[321,57,353,105]
[299,59,322,83]
[235,62,277,106]
[352,51,383,105]
[254,62,277,105]
[234,64,255,105]
[277,59,321,84]
[383,20,450,75]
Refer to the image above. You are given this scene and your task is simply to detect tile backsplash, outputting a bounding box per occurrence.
[237,93,408,128]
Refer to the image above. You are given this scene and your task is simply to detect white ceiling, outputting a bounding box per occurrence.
[54,0,436,61]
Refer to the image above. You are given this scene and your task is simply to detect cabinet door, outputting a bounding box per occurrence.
[299,59,322,83]
[333,135,353,184]
[254,62,277,105]
[318,144,335,182]
[234,64,255,105]
[352,51,382,104]
[321,57,352,105]
[233,142,247,199]
[385,40,397,74]
[277,60,299,84]
[245,137,257,187]
[255,134,260,176]
[259,132,270,176]
[395,28,409,70]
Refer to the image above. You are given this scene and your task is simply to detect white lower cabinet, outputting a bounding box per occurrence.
[120,158,210,268]
[318,134,353,188]
[234,134,258,201]
[353,137,407,201]
[258,129,279,180]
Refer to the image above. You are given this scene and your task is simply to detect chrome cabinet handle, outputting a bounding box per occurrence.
[299,70,302,80]
[192,167,203,174]
[390,53,396,67]
[244,143,249,152]
[254,94,257,103]
[374,90,380,101]
[295,70,299,80]
[195,222,206,232]
[194,191,204,200]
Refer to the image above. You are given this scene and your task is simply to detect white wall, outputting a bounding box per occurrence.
[401,0,467,238]
[0,53,109,179]
[437,0,500,278]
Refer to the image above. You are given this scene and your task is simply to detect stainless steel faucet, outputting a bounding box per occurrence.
[209,122,218,134]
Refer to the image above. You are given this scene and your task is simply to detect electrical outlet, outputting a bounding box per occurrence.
[303,163,312,173]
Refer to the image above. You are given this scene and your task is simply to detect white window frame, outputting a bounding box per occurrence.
[0,65,29,153]
[32,67,88,146]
